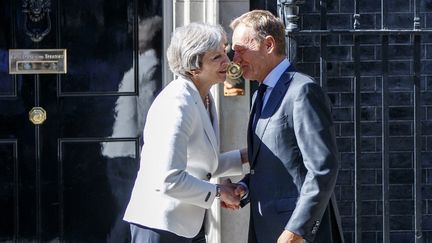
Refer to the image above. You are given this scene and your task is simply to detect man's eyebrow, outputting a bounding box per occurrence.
[232,44,244,50]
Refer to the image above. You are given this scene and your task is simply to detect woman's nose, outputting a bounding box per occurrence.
[224,54,230,63]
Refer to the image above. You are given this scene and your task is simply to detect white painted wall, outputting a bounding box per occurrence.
[164,1,251,242]
[217,1,251,242]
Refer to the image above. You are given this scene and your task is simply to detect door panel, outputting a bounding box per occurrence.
[0,0,162,242]
[59,141,138,242]
[0,141,16,240]
[60,0,135,94]
[0,59,14,95]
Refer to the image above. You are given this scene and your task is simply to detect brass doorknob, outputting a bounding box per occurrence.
[29,107,47,125]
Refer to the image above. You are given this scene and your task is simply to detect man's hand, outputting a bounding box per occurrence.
[277,230,303,243]
[218,183,240,209]
[219,179,247,210]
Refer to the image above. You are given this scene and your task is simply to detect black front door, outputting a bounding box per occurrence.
[0,0,162,242]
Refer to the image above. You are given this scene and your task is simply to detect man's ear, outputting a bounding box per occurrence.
[264,35,276,54]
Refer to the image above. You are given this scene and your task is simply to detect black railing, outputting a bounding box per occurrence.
[277,0,427,242]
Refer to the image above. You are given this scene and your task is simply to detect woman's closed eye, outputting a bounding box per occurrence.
[211,54,222,61]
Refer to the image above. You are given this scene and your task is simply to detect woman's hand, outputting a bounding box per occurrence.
[219,179,247,210]
[240,148,249,164]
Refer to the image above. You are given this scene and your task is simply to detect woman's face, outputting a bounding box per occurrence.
[195,41,230,85]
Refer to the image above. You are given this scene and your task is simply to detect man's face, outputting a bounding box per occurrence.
[231,23,268,82]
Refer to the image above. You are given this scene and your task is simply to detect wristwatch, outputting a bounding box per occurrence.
[215,185,221,198]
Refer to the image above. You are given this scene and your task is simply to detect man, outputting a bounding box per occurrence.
[229,10,344,243]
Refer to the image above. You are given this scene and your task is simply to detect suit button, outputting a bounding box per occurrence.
[206,173,212,180]
[311,227,317,234]
[250,169,255,175]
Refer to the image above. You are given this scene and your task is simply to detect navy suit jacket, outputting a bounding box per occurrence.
[243,65,344,243]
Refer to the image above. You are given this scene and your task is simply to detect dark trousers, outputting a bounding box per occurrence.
[130,223,206,243]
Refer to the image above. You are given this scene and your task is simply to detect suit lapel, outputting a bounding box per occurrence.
[185,80,219,157]
[208,94,219,145]
[247,92,258,165]
[250,66,296,166]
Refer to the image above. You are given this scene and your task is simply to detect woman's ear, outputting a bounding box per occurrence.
[189,69,197,76]
[191,69,202,76]
[188,69,202,80]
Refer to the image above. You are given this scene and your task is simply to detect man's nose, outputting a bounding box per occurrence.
[232,52,241,63]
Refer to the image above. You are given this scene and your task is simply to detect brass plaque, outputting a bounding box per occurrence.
[9,49,67,74]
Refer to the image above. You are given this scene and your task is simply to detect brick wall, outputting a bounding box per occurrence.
[288,0,432,242]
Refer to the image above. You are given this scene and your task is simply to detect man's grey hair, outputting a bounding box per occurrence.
[167,22,226,79]
[230,10,286,56]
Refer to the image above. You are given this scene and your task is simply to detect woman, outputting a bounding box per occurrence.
[123,23,248,243]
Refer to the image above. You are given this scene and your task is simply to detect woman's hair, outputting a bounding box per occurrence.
[230,10,286,56]
[167,22,226,78]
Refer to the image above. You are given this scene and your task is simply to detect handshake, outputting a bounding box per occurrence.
[217,179,247,210]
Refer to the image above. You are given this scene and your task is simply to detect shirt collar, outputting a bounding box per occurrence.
[262,58,290,88]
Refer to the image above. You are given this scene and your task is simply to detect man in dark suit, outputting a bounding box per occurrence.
[229,10,344,243]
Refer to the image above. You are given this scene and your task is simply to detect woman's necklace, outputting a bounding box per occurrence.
[204,95,210,111]
[204,94,213,124]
